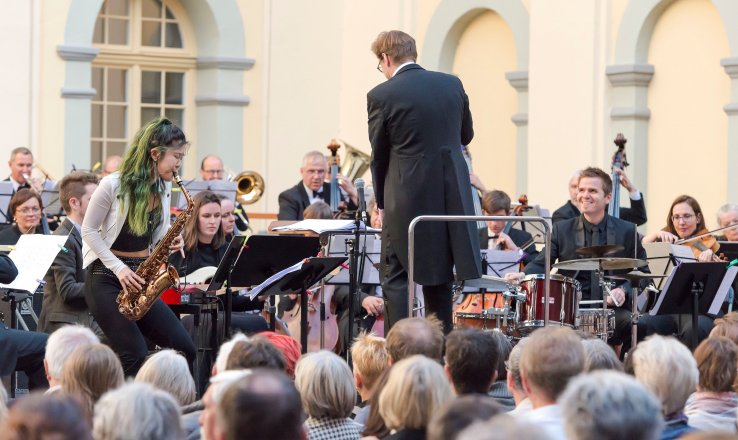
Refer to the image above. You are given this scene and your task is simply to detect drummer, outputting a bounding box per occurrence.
[505,167,647,355]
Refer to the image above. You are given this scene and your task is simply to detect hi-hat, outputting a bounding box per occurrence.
[575,245,624,258]
[553,257,647,271]
[607,271,667,282]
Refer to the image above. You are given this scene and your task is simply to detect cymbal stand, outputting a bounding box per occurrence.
[595,267,611,342]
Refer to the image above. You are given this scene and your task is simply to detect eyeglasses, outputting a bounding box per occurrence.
[376,60,382,73]
[672,214,695,223]
[202,169,224,176]
[18,207,41,215]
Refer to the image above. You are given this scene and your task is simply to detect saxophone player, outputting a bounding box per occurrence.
[81,117,196,376]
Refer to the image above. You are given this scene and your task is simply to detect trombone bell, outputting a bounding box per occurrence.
[233,171,265,205]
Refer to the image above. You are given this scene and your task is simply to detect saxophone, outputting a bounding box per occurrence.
[116,171,194,320]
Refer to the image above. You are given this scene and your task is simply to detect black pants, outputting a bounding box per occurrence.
[85,259,196,376]
[382,239,453,334]
[637,313,714,349]
[0,326,48,390]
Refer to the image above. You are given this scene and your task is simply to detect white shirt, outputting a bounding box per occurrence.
[520,404,567,440]
[304,184,323,205]
[392,62,416,77]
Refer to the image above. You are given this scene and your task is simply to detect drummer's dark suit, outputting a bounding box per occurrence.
[524,214,647,348]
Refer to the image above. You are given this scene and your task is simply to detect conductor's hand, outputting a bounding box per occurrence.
[504,272,525,285]
[169,233,184,255]
[118,266,145,293]
[606,287,626,307]
[376,208,385,229]
[362,296,384,316]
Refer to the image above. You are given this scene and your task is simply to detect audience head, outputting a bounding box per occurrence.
[427,395,503,440]
[505,337,529,403]
[361,368,392,439]
[633,335,698,416]
[294,350,356,420]
[200,370,252,440]
[581,338,623,372]
[371,31,417,79]
[1,392,92,440]
[59,171,100,221]
[45,325,100,387]
[386,317,444,363]
[717,203,738,242]
[693,336,738,393]
[135,349,196,406]
[709,312,738,344]
[303,200,332,220]
[218,369,305,440]
[10,188,42,233]
[94,382,182,440]
[487,329,512,381]
[350,332,389,398]
[101,155,122,176]
[200,155,225,181]
[214,333,249,375]
[444,328,500,394]
[458,414,550,440]
[61,343,125,417]
[257,331,301,379]
[379,355,453,432]
[560,370,663,440]
[519,326,584,405]
[8,146,33,184]
[225,336,286,372]
[300,151,328,192]
[665,195,706,239]
[184,190,224,252]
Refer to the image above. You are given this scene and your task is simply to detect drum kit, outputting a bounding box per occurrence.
[453,245,665,342]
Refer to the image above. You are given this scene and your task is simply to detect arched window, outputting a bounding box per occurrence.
[91,0,193,166]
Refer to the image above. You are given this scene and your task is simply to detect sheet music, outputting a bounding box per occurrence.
[273,219,371,234]
[0,234,69,292]
[247,259,305,299]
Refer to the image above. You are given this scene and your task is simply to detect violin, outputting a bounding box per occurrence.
[493,195,530,250]
[676,228,723,261]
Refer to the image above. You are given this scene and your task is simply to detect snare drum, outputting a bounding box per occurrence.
[454,293,515,334]
[517,274,581,333]
[577,308,615,339]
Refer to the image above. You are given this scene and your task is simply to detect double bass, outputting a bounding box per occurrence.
[608,133,629,219]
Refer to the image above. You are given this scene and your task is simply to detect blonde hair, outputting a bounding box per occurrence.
[135,349,196,406]
[379,355,453,431]
[294,350,356,419]
[519,327,584,401]
[633,335,698,415]
[350,332,389,392]
[61,344,125,418]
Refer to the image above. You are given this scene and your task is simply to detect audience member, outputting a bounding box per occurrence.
[560,370,663,440]
[486,330,514,409]
[361,368,392,439]
[633,335,698,439]
[0,392,93,440]
[505,337,531,414]
[516,326,584,440]
[684,337,738,433]
[94,382,183,440]
[214,332,249,375]
[217,369,305,440]
[294,350,362,439]
[61,344,124,418]
[225,336,286,372]
[44,325,100,393]
[198,370,252,440]
[386,317,444,364]
[379,354,454,440]
[135,349,197,406]
[0,385,7,423]
[350,332,388,425]
[427,395,503,440]
[257,331,301,379]
[444,328,500,395]
[457,414,551,440]
[709,312,738,344]
[581,338,624,372]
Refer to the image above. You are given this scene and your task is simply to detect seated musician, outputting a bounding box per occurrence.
[217,194,238,239]
[481,190,538,267]
[506,167,647,355]
[552,169,647,226]
[277,151,357,220]
[38,171,103,336]
[639,195,717,345]
[0,188,46,245]
[168,191,267,335]
[716,203,738,242]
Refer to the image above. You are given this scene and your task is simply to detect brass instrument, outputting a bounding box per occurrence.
[232,171,265,205]
[116,172,194,320]
[337,140,371,181]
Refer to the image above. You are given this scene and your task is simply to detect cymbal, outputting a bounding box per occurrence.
[553,257,648,271]
[464,275,512,292]
[607,271,667,282]
[575,245,624,258]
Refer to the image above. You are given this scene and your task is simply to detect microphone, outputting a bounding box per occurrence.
[355,178,366,214]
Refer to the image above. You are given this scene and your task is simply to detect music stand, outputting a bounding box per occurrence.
[324,232,380,285]
[255,257,346,353]
[718,241,738,261]
[644,242,696,289]
[40,181,63,217]
[650,262,736,348]
[0,182,14,224]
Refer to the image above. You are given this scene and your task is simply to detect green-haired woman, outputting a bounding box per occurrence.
[82,117,196,376]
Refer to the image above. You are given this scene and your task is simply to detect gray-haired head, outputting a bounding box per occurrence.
[215,332,249,374]
[581,338,623,372]
[45,325,100,384]
[135,349,196,406]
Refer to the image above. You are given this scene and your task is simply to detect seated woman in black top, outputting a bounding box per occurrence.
[0,189,46,245]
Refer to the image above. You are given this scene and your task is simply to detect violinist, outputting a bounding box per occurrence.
[716,203,738,242]
[480,190,538,267]
[642,195,718,261]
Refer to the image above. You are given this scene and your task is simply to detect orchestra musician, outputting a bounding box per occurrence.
[506,167,647,354]
[552,169,647,226]
[38,171,103,337]
[101,155,122,177]
[200,155,225,181]
[716,203,738,242]
[368,30,480,333]
[638,195,717,345]
[480,190,539,267]
[0,189,46,245]
[81,117,196,376]
[5,147,43,194]
[217,194,238,238]
[277,151,357,221]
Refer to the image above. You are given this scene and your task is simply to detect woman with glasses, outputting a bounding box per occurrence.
[642,194,718,261]
[0,188,46,245]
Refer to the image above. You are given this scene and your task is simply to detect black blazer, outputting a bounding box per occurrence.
[479,227,539,266]
[368,64,480,285]
[38,218,99,334]
[552,197,648,226]
[525,215,647,301]
[277,181,358,221]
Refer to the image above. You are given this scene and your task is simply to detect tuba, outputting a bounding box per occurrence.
[232,171,265,205]
[338,140,371,181]
[116,172,193,321]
